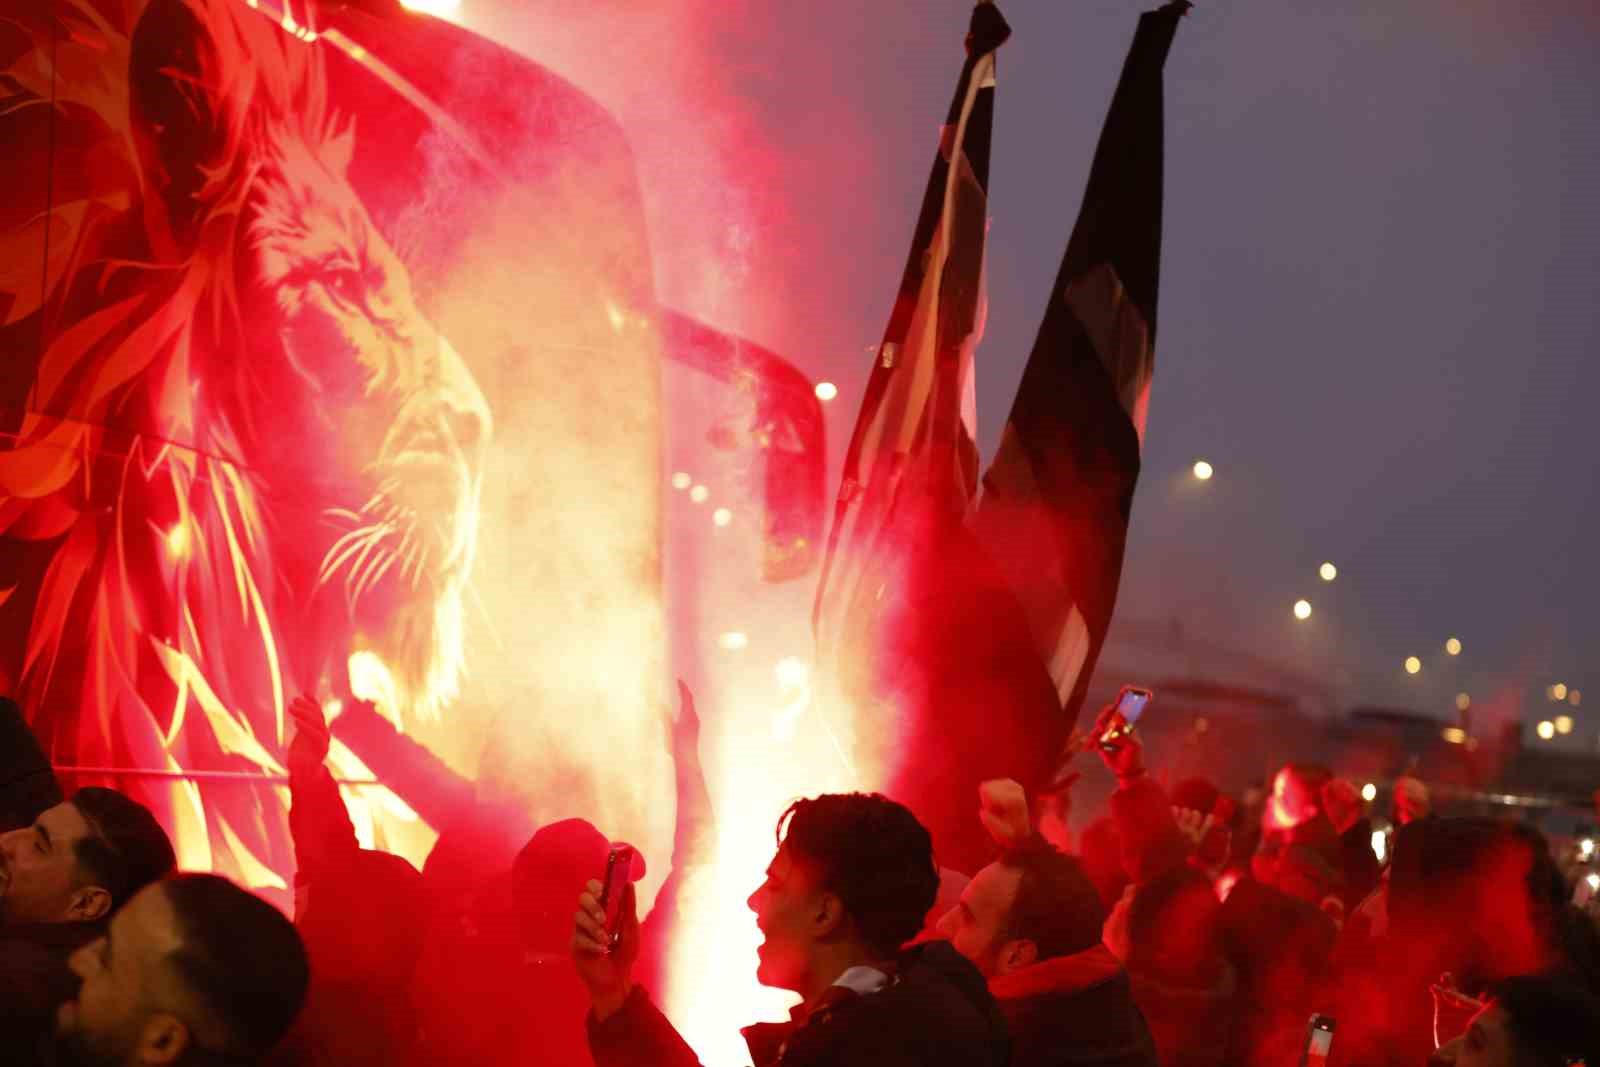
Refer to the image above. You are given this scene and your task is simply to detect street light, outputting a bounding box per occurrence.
[814,381,838,401]
[1404,656,1422,675]
[1555,715,1574,736]
[1536,720,1556,741]
[1319,562,1338,582]
[1192,460,1214,481]
[1455,693,1471,711]
[1293,599,1313,620]
[1553,683,1569,701]
[1445,637,1462,656]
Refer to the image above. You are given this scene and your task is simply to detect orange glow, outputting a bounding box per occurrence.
[1455,692,1471,711]
[1553,682,1569,701]
[1555,714,1574,735]
[1441,726,1467,745]
[1536,719,1556,740]
[1570,689,1583,707]
[1445,636,1462,656]
[165,522,191,560]
[1404,656,1422,675]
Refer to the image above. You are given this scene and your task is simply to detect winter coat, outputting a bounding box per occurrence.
[990,942,1159,1067]
[587,941,1009,1067]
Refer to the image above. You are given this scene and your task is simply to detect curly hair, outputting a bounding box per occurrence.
[777,793,938,958]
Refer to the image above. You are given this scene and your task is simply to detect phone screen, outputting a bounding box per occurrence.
[1302,1016,1335,1067]
[1117,688,1152,727]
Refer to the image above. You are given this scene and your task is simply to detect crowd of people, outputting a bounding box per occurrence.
[3,691,1599,1066]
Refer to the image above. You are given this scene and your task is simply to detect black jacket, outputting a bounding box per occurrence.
[589,941,1009,1067]
[1,920,103,1066]
[990,943,1159,1067]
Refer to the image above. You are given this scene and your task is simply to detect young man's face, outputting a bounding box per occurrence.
[747,842,831,994]
[56,882,186,1067]
[936,862,1024,978]
[0,802,97,924]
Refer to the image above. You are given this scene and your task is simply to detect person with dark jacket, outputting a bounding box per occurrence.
[572,792,1009,1067]
[936,783,1157,1067]
[1089,716,1237,1067]
[1321,778,1382,911]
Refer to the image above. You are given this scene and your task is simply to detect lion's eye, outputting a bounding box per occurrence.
[324,268,362,302]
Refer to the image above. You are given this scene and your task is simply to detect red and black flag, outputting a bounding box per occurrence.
[812,0,1009,747]
[973,1,1188,729]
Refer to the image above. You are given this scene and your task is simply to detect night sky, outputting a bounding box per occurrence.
[479,0,1598,743]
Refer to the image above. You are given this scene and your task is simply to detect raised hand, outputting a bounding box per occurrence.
[978,779,1031,847]
[287,695,331,778]
[1091,703,1145,780]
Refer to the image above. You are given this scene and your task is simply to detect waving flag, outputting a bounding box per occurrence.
[973,1,1188,726]
[812,0,1009,724]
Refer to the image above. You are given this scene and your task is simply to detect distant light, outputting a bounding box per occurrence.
[1570,689,1583,707]
[397,0,461,18]
[1405,656,1422,675]
[712,507,732,527]
[689,485,710,504]
[1192,460,1214,481]
[1555,714,1574,736]
[671,472,692,491]
[814,381,838,402]
[717,631,748,651]
[1441,726,1467,745]
[1371,828,1387,864]
[1536,720,1556,741]
[1588,872,1600,892]
[1361,782,1378,803]
[1455,692,1471,712]
[165,522,191,560]
[774,657,809,689]
[1293,599,1313,620]
[1319,562,1338,582]
[324,698,344,722]
[1580,838,1595,861]
[1445,637,1462,656]
[1553,682,1569,701]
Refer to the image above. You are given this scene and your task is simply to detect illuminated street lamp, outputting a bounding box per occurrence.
[1445,637,1462,656]
[1192,460,1214,481]
[1455,693,1471,711]
[814,381,838,401]
[1536,720,1556,741]
[1293,599,1312,620]
[1555,715,1574,736]
[1404,656,1422,675]
[1319,562,1337,582]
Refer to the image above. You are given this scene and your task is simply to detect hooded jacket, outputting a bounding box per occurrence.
[989,942,1159,1067]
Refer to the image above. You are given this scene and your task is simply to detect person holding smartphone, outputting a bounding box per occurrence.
[571,792,1008,1067]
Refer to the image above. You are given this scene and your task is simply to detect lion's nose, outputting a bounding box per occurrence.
[435,336,492,459]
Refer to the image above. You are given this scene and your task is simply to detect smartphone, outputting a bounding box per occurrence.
[1099,685,1153,748]
[1299,1014,1336,1067]
[597,844,636,951]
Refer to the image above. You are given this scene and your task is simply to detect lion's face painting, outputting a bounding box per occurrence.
[245,124,491,714]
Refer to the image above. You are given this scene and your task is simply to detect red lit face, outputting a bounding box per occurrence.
[1268,768,1318,830]
[935,861,1025,978]
[0,802,98,924]
[746,842,829,994]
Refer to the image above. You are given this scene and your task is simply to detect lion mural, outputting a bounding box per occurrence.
[0,0,495,886]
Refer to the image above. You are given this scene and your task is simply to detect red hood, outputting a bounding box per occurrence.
[988,942,1125,1001]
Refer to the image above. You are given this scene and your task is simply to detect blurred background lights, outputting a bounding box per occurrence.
[1192,460,1214,481]
[1404,656,1422,675]
[671,471,692,490]
[1441,726,1467,745]
[1293,599,1312,620]
[712,507,732,527]
[688,484,710,504]
[165,522,191,560]
[1318,562,1337,582]
[1445,637,1462,656]
[1361,782,1377,802]
[1455,692,1471,711]
[814,381,838,401]
[1371,829,1387,864]
[398,0,461,16]
[1555,714,1574,735]
[1570,689,1583,707]
[1552,682,1569,701]
[774,656,809,689]
[1536,719,1556,741]
[716,631,748,651]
